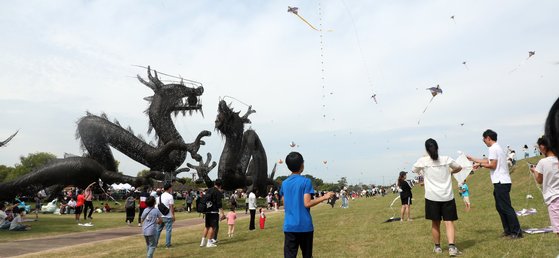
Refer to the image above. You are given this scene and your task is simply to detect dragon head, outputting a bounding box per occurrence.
[138,66,204,118]
[215,100,245,138]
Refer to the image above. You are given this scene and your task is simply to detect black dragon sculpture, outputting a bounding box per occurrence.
[214,100,277,196]
[0,131,18,148]
[0,67,212,200]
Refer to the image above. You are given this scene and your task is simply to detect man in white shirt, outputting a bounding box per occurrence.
[248,191,257,230]
[467,129,522,239]
[155,183,175,248]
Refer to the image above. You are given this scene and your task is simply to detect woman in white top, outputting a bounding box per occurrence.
[412,138,462,256]
[530,136,559,236]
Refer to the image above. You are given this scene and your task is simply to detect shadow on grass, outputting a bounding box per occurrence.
[459,239,477,250]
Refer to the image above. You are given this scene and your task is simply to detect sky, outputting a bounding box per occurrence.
[1,0,558,186]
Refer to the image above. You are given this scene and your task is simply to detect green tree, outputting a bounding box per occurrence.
[0,165,14,183]
[304,174,324,189]
[337,177,348,189]
[4,152,57,182]
[137,169,150,177]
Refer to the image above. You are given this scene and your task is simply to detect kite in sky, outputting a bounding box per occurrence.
[509,50,536,73]
[371,93,378,104]
[288,6,319,31]
[418,85,443,124]
[289,141,297,148]
[462,61,469,70]
[450,15,456,24]
[528,51,536,59]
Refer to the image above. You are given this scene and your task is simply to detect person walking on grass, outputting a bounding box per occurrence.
[279,152,334,258]
[140,196,162,258]
[138,187,149,227]
[248,190,257,231]
[413,138,463,256]
[83,181,95,221]
[200,179,225,248]
[397,171,413,222]
[467,129,523,239]
[459,179,471,211]
[259,207,266,229]
[155,183,175,248]
[125,194,136,225]
[75,189,84,223]
[226,207,237,238]
[530,136,559,237]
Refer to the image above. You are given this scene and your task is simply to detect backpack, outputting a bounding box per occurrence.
[158,195,170,216]
[125,197,135,209]
[196,192,213,213]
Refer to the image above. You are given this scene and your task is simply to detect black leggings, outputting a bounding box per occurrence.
[83,201,94,219]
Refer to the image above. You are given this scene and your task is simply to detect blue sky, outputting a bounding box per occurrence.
[1,0,558,185]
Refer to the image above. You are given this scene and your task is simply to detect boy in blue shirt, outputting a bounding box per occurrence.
[279,152,334,258]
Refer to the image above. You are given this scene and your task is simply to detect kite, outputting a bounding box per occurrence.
[462,61,469,70]
[460,123,464,126]
[278,159,283,164]
[383,195,401,223]
[323,160,328,164]
[289,141,296,148]
[452,152,474,185]
[450,15,456,24]
[524,226,554,234]
[371,94,378,104]
[288,6,319,31]
[516,208,537,216]
[509,50,536,73]
[528,51,535,59]
[418,85,443,124]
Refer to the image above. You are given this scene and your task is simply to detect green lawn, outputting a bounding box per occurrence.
[7,157,559,257]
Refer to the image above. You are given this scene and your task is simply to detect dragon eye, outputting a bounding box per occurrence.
[187,95,198,106]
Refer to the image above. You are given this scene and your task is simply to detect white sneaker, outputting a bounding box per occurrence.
[206,242,217,248]
[200,239,206,247]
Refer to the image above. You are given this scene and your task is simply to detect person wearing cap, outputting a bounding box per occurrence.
[397,171,413,222]
[413,138,462,256]
[155,183,175,248]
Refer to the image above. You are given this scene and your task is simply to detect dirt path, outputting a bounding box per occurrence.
[2,213,252,257]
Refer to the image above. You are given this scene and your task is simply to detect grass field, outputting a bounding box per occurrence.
[4,157,559,257]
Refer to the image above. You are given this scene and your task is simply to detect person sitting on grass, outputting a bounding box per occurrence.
[9,207,31,231]
[0,203,12,229]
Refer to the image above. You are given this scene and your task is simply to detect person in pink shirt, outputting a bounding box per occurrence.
[83,182,95,221]
[226,207,237,238]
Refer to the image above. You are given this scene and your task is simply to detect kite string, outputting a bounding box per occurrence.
[418,96,435,124]
[221,95,251,108]
[318,0,327,119]
[339,0,375,94]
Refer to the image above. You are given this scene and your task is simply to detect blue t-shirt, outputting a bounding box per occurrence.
[279,174,315,232]
[141,207,161,236]
[460,184,469,197]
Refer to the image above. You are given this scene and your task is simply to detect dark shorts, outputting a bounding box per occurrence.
[205,213,219,228]
[284,231,313,258]
[400,195,412,205]
[425,198,458,221]
[74,206,83,215]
